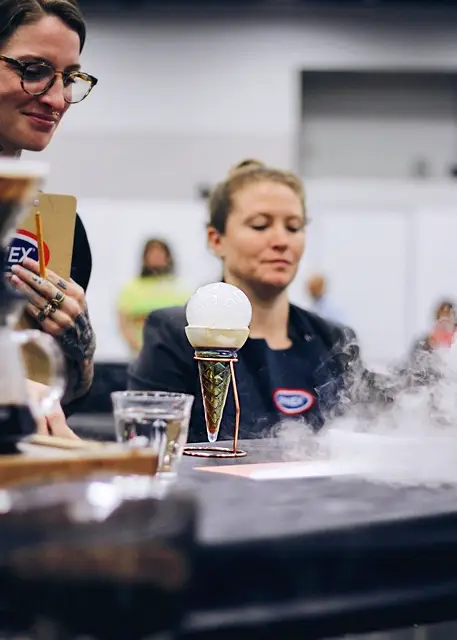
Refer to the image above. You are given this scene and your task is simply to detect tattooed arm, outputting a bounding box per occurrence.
[60,308,96,403]
[10,259,96,404]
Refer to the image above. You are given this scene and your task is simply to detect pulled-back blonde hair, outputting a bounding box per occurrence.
[208,159,306,233]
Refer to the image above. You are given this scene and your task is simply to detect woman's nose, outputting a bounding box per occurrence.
[38,77,66,112]
[270,225,289,247]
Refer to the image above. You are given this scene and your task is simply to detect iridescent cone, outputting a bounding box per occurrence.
[197,350,232,443]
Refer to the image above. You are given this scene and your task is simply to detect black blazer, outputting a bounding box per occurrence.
[71,213,92,291]
[129,304,395,442]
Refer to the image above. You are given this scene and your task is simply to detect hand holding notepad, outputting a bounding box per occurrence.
[6,193,77,383]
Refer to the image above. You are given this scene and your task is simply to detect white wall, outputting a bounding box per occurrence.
[27,11,457,198]
[78,181,457,366]
[72,12,457,135]
[303,180,456,364]
[22,12,457,366]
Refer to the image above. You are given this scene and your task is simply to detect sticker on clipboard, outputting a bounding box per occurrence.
[5,229,50,271]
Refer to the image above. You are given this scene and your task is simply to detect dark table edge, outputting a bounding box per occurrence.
[180,579,457,639]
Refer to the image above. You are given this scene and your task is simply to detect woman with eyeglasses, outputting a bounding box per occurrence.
[0,0,98,437]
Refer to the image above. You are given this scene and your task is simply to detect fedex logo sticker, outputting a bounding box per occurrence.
[5,229,50,271]
[273,388,315,415]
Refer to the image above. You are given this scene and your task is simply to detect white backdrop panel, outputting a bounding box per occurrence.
[78,197,455,366]
[414,209,457,338]
[78,199,219,361]
[314,209,410,363]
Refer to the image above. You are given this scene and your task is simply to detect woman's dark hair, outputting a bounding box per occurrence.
[0,0,86,52]
[141,238,175,277]
[208,158,306,234]
[435,299,455,321]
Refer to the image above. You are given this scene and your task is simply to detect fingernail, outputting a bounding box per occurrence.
[11,265,20,273]
[10,275,20,285]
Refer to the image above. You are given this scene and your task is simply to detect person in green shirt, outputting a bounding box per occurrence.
[117,238,190,355]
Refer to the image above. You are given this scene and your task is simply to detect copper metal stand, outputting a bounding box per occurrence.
[183,354,247,459]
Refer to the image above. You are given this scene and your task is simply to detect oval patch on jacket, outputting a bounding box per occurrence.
[273,388,315,415]
[6,229,50,271]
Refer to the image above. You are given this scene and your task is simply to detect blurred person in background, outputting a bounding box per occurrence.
[130,160,397,442]
[0,0,98,437]
[117,238,190,355]
[408,299,456,367]
[306,272,346,324]
[428,300,456,347]
[395,299,457,392]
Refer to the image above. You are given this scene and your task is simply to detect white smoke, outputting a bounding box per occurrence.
[275,339,457,486]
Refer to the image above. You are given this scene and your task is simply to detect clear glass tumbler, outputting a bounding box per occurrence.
[111,391,194,479]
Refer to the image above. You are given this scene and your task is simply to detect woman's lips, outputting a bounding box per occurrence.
[24,113,57,131]
[265,259,292,266]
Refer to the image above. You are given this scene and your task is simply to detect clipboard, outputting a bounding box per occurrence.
[8,193,77,383]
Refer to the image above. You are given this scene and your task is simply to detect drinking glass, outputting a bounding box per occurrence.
[111,391,194,480]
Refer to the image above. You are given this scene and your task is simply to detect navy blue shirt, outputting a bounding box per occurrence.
[266,342,321,425]
[128,304,381,443]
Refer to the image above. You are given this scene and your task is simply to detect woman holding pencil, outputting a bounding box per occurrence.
[0,0,97,437]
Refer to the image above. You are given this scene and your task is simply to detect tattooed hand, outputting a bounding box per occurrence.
[9,258,96,401]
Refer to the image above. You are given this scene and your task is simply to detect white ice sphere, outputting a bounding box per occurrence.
[186,282,252,329]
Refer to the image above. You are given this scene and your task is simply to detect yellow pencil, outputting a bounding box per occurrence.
[35,210,47,279]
